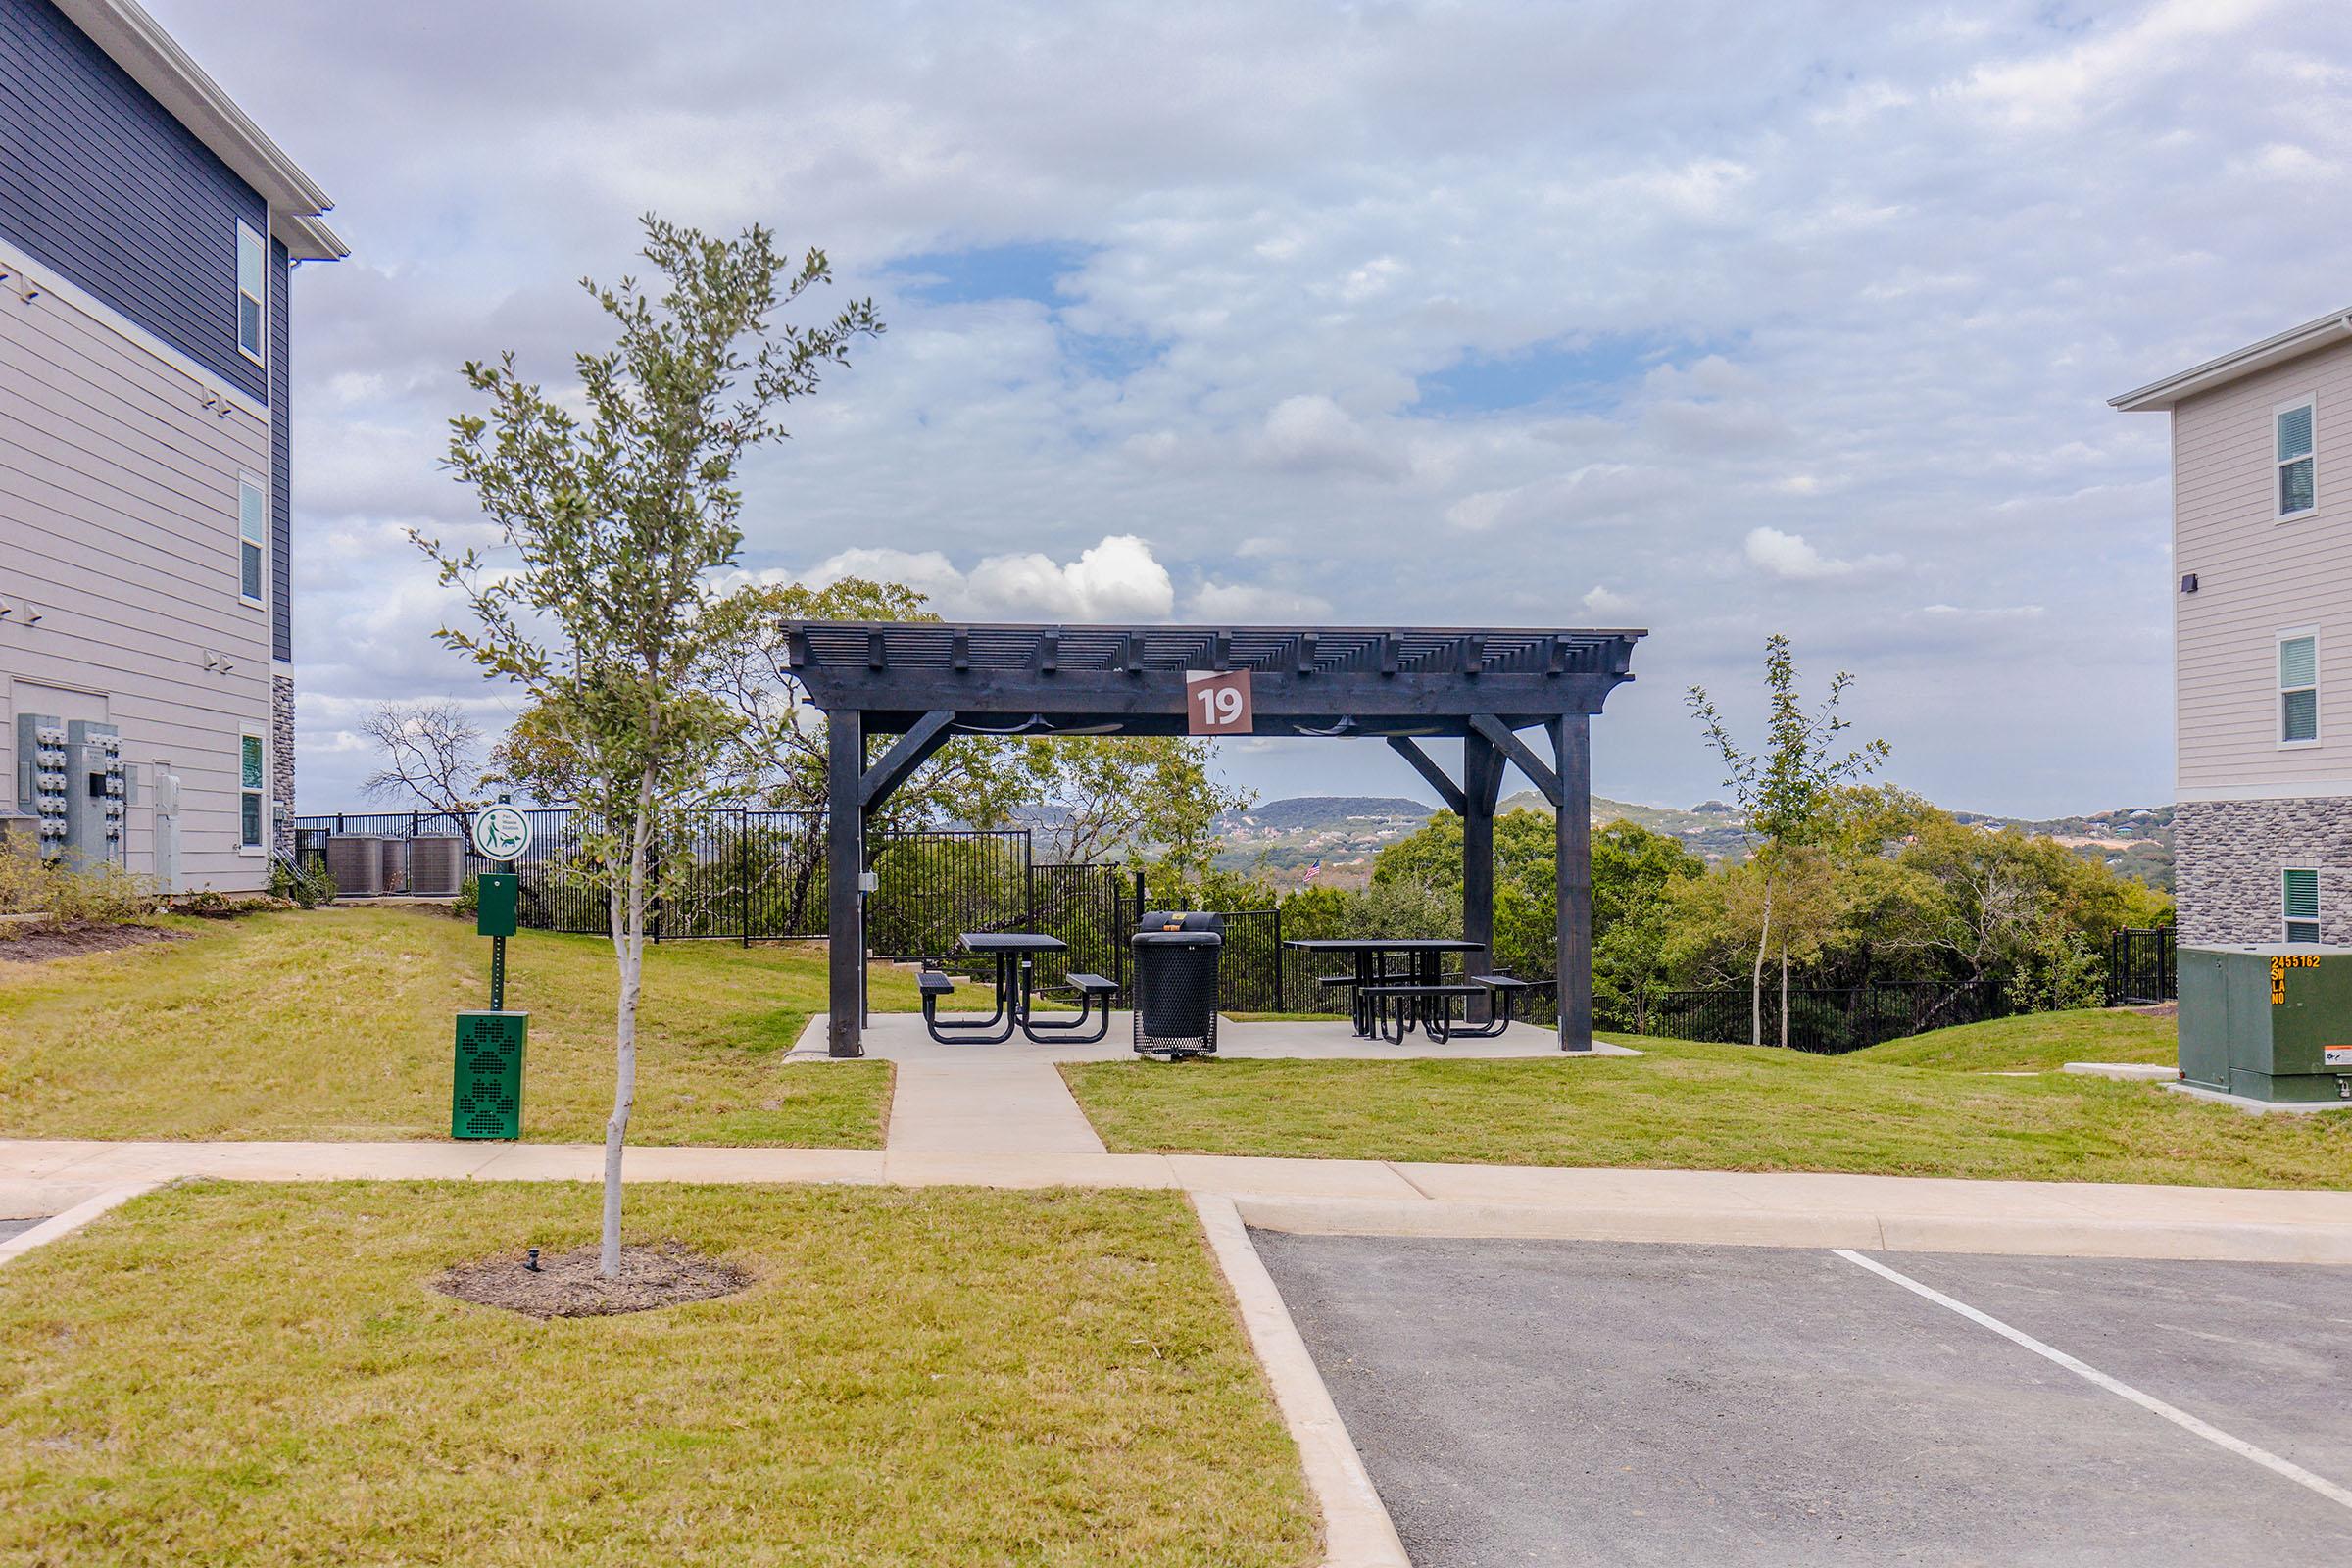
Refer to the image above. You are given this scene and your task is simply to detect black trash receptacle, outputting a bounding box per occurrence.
[1132,910,1224,1057]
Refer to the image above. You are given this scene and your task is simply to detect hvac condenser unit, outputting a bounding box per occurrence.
[379,837,409,896]
[407,835,464,898]
[325,834,385,896]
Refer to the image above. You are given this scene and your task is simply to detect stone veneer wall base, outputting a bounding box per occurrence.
[2175,797,2352,946]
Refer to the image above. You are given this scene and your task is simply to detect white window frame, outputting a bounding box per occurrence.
[2275,395,2316,521]
[2278,627,2320,749]
[238,728,267,855]
[236,474,267,608]
[235,220,267,367]
[2283,866,2321,945]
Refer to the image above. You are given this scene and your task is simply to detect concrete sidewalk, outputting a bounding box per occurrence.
[8,1137,2352,1264]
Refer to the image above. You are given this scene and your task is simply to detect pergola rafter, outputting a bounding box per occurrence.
[783,621,1645,1056]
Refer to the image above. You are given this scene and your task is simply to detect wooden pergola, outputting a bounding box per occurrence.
[783,622,1646,1056]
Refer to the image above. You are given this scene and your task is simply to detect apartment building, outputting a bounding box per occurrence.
[0,0,344,889]
[2113,309,2352,945]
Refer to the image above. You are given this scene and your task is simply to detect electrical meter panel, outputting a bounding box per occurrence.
[15,713,69,858]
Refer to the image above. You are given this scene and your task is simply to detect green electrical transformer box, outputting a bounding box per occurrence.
[2178,945,2352,1103]
[453,1010,528,1138]
[475,872,519,938]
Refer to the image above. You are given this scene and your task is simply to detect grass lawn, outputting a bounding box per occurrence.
[1851,1007,2178,1072]
[0,906,909,1146]
[0,1181,1314,1566]
[1065,1010,2352,1189]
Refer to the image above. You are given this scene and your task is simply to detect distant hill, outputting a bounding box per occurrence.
[1209,794,2174,891]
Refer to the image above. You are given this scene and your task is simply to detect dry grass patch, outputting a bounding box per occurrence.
[0,906,904,1146]
[0,1180,1316,1567]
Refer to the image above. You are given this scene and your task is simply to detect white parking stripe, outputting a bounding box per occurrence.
[1833,1249,2352,1515]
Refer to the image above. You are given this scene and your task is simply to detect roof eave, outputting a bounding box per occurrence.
[2110,309,2352,412]
[53,0,341,238]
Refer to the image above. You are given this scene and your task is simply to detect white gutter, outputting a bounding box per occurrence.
[51,0,348,261]
[2110,309,2352,412]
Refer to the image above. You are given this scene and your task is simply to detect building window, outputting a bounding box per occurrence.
[240,733,265,850]
[2279,631,2319,746]
[236,221,267,365]
[237,477,266,605]
[2277,397,2315,519]
[2284,868,2321,945]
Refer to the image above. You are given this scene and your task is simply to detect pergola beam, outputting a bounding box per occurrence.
[858,710,954,812]
[1470,713,1560,808]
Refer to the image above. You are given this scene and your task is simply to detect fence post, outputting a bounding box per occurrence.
[1272,905,1284,1013]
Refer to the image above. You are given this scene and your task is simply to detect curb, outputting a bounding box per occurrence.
[0,1182,161,1267]
[1230,1194,2352,1264]
[1193,1193,1409,1568]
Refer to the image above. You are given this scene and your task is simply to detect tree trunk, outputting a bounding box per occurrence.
[1750,875,1773,1048]
[602,768,655,1280]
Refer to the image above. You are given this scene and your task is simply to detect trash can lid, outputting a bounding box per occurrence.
[1138,910,1226,935]
[1133,929,1223,947]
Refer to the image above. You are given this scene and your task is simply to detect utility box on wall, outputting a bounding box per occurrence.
[2179,945,2352,1103]
[452,1010,528,1139]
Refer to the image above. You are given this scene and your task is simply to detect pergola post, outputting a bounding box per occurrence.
[826,707,865,1057]
[1460,732,1504,1022]
[1553,712,1592,1051]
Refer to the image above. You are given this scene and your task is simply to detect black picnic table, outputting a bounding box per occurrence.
[1282,938,1485,1040]
[920,932,1114,1046]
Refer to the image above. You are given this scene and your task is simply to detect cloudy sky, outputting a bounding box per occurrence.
[156,0,2352,817]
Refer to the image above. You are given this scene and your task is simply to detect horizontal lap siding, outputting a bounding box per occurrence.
[0,0,268,404]
[2173,338,2352,798]
[1,254,273,892]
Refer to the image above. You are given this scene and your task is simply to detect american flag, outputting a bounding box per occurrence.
[1303,860,1321,881]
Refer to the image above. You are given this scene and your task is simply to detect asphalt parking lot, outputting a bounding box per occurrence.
[1255,1233,2352,1567]
[0,1218,42,1243]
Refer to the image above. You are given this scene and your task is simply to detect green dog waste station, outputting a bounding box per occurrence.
[453,871,527,1139]
[2178,945,2352,1104]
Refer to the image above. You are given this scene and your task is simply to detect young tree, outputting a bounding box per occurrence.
[1687,635,1888,1046]
[421,216,879,1278]
[358,699,485,816]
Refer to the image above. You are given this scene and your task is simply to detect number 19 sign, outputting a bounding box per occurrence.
[1186,669,1253,735]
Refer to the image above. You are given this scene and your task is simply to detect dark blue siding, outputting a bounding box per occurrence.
[0,0,269,403]
[270,239,291,662]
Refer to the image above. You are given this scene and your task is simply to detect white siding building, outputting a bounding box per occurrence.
[1,0,344,891]
[2114,310,2352,945]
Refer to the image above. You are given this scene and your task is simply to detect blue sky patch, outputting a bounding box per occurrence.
[884,240,1096,306]
[1416,333,1702,416]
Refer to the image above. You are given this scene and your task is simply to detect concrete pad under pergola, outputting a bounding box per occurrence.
[782,621,1646,1057]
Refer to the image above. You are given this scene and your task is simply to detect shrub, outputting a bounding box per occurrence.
[0,851,161,924]
[453,873,480,919]
[270,858,338,908]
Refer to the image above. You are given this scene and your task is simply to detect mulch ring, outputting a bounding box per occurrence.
[434,1241,753,1319]
[0,921,187,963]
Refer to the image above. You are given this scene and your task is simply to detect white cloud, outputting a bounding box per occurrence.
[1743,526,1902,582]
[1188,580,1334,620]
[1582,585,1635,617]
[1250,394,1404,479]
[195,0,2307,813]
[794,534,1176,621]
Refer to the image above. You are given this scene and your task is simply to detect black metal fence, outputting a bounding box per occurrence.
[1640,979,2012,1055]
[294,808,1197,1003]
[2106,926,2177,1005]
